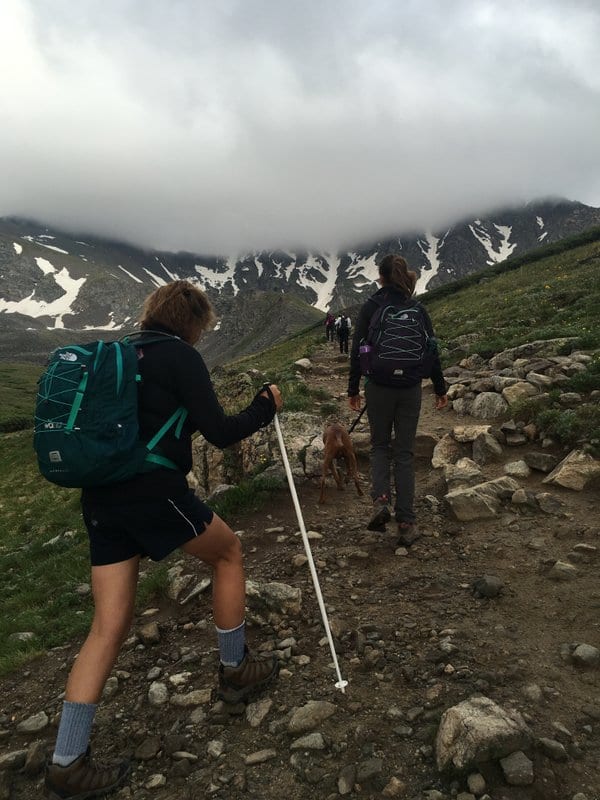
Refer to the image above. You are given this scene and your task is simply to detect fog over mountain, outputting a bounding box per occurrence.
[1,197,599,364]
[1,1,599,253]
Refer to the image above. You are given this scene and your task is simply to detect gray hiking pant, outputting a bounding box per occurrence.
[365,380,422,523]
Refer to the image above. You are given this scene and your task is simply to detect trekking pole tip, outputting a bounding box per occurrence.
[335,679,349,692]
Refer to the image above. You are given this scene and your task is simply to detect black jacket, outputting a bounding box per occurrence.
[83,327,275,503]
[347,287,447,397]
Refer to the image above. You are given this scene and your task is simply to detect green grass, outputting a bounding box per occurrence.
[0,362,41,431]
[0,432,179,676]
[425,230,600,357]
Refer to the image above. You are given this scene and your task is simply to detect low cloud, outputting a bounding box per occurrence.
[1,0,599,253]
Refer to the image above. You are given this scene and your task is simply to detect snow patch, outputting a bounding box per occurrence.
[35,257,56,275]
[117,265,143,284]
[415,231,446,294]
[13,242,22,255]
[142,268,167,288]
[469,222,515,265]
[0,265,86,328]
[536,216,544,228]
[538,231,548,242]
[82,312,124,331]
[39,243,70,255]
[194,257,239,294]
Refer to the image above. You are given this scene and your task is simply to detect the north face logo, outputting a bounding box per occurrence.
[58,352,78,362]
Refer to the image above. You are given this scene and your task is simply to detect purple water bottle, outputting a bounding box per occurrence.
[359,343,372,375]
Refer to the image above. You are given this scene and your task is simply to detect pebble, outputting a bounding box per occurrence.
[500,750,534,785]
[467,772,486,794]
[145,774,167,789]
[290,732,326,750]
[244,749,277,765]
[147,682,169,706]
[246,697,273,728]
[572,644,600,668]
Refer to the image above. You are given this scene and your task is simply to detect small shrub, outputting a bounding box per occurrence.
[565,357,600,393]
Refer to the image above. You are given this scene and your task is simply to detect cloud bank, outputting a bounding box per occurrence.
[1,0,599,253]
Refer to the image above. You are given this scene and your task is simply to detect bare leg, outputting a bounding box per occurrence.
[181,513,244,629]
[65,557,140,704]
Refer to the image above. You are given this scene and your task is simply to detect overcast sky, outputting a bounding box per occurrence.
[1,0,599,254]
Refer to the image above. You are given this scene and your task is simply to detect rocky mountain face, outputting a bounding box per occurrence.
[1,197,599,364]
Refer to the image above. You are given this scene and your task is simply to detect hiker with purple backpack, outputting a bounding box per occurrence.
[347,254,448,546]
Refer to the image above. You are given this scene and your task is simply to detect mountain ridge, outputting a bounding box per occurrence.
[1,197,599,365]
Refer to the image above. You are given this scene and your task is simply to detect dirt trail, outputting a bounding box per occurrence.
[1,340,599,800]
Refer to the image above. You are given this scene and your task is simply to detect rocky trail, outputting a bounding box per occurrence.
[1,340,599,800]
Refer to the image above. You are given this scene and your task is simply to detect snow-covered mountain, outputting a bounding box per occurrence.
[1,197,599,363]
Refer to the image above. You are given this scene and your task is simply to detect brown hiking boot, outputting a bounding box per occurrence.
[397,522,421,547]
[217,648,279,704]
[45,747,130,799]
[367,496,391,531]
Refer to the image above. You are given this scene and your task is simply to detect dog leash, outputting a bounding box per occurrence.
[348,404,367,434]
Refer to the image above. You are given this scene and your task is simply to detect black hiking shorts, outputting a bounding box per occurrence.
[82,489,214,566]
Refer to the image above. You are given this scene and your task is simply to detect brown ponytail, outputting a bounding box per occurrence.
[378,254,417,297]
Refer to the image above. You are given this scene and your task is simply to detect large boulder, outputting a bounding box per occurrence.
[542,449,600,491]
[471,392,509,420]
[444,477,520,521]
[436,696,531,772]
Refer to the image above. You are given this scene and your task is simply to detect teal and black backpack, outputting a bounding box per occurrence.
[33,333,187,488]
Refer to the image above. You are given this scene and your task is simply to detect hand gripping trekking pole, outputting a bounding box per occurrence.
[271,409,348,693]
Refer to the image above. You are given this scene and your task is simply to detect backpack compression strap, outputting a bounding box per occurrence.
[144,407,188,469]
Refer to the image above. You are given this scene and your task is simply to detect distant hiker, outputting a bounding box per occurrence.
[338,313,351,354]
[45,280,283,800]
[325,312,335,341]
[347,254,448,545]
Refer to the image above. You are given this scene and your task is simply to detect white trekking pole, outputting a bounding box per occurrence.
[273,412,348,693]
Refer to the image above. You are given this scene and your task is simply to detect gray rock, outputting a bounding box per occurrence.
[246,580,302,616]
[471,393,510,420]
[338,764,356,795]
[148,681,169,706]
[244,749,277,765]
[548,561,578,582]
[288,701,336,734]
[559,392,583,407]
[572,644,600,668]
[499,750,534,785]
[0,750,27,770]
[472,575,504,599]
[435,696,531,771]
[472,432,503,465]
[444,458,483,490]
[135,736,162,761]
[356,758,383,782]
[16,712,49,734]
[444,477,519,521]
[524,452,558,472]
[246,697,273,728]
[452,425,492,442]
[538,737,568,761]
[504,460,531,478]
[502,382,538,405]
[290,732,326,750]
[24,741,47,776]
[543,450,600,491]
[535,493,566,515]
[432,434,464,468]
[467,772,486,794]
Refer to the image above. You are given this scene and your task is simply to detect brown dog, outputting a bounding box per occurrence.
[319,422,363,504]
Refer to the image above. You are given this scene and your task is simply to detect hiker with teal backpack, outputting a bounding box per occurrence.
[39,280,283,800]
[347,254,448,546]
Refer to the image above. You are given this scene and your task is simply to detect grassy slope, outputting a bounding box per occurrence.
[0,228,598,673]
